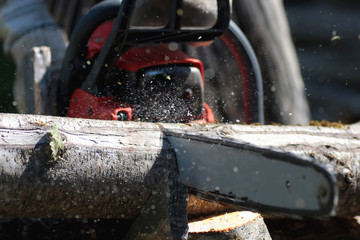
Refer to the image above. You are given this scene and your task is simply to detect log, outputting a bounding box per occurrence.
[1,113,360,218]
[0,113,178,219]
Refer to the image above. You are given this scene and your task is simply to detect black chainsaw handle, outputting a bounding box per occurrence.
[59,0,121,115]
[221,21,264,124]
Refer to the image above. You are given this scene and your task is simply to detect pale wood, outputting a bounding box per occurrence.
[188,211,271,240]
[0,113,360,218]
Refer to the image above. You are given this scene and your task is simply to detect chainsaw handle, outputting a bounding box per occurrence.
[81,0,136,95]
[59,0,121,115]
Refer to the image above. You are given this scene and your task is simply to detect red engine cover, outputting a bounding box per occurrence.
[87,20,204,86]
[67,19,214,123]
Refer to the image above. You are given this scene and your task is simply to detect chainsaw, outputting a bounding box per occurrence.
[60,0,338,217]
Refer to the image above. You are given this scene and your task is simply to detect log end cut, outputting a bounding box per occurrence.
[188,211,272,239]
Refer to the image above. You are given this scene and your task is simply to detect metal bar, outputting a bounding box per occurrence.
[81,0,136,94]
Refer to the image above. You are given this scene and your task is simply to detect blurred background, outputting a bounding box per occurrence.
[0,48,16,113]
[1,0,359,124]
[284,0,360,123]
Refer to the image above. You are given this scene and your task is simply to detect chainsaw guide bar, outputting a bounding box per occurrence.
[163,129,338,218]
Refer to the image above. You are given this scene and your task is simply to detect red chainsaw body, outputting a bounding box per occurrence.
[67,20,214,123]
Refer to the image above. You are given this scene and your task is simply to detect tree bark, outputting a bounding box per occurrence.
[0,113,360,218]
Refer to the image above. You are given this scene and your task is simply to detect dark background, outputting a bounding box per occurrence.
[284,0,360,123]
[0,47,16,113]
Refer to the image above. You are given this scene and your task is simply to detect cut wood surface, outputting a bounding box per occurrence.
[188,211,271,240]
[0,113,360,218]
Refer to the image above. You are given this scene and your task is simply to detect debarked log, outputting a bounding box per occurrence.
[0,113,360,218]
